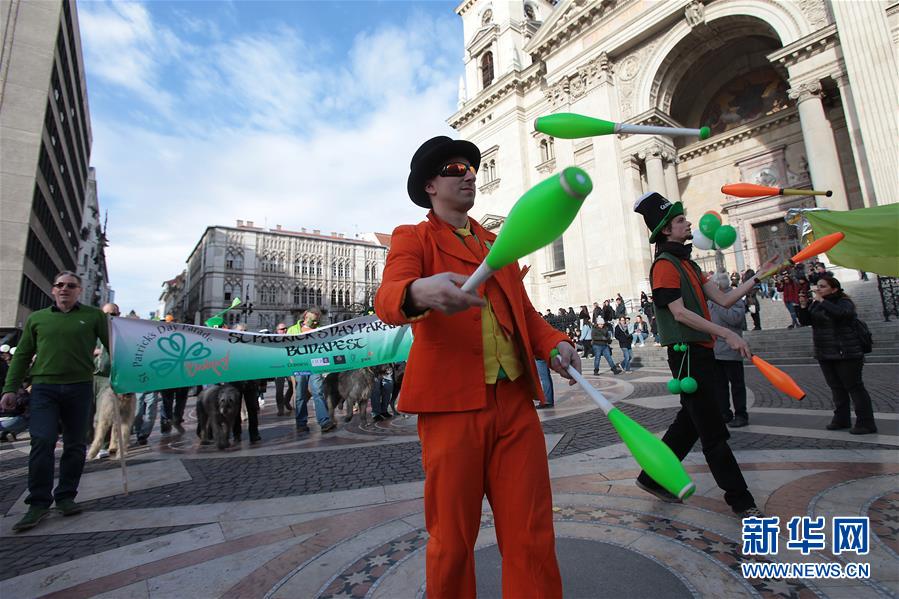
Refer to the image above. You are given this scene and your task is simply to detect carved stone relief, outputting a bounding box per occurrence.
[797,0,831,29]
[544,53,614,106]
[615,40,658,119]
[684,1,704,27]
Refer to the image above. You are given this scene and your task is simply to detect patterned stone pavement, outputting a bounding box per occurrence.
[0,360,896,598]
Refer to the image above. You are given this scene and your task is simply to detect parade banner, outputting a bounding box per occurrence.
[804,204,899,277]
[109,314,412,394]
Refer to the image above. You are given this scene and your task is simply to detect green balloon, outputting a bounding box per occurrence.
[667,378,682,394]
[534,113,617,139]
[608,408,695,500]
[680,376,698,394]
[714,225,737,249]
[698,213,721,237]
[699,126,711,140]
[485,167,592,271]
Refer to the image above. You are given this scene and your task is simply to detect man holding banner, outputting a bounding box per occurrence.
[288,309,336,433]
[376,136,579,598]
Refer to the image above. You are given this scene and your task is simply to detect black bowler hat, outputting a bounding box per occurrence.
[407,136,481,208]
[634,191,683,243]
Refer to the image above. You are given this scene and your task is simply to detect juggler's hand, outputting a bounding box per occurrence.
[408,272,486,315]
[550,341,581,385]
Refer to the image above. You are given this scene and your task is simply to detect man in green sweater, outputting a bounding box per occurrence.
[1,271,110,532]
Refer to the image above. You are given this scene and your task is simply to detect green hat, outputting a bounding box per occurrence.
[634,192,683,243]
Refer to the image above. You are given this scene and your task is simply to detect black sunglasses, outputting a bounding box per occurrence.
[439,162,476,177]
[53,282,80,289]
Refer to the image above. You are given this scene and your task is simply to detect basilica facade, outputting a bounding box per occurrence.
[450,0,898,311]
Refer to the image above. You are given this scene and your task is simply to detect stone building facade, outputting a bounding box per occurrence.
[181,221,388,330]
[450,0,898,311]
[75,167,112,307]
[0,0,94,334]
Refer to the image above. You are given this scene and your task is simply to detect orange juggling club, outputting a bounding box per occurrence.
[751,355,806,401]
[722,183,833,198]
[757,232,845,280]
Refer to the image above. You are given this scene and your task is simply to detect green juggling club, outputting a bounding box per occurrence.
[535,112,711,141]
[460,167,592,293]
[204,297,241,327]
[551,349,696,501]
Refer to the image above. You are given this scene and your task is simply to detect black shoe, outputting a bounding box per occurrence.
[321,421,337,433]
[536,403,555,410]
[173,420,185,433]
[234,434,242,443]
[250,434,262,444]
[612,367,623,375]
[826,421,851,431]
[722,411,734,424]
[137,436,148,446]
[730,415,749,428]
[55,498,83,516]
[635,479,682,504]
[373,414,384,422]
[593,369,598,376]
[849,425,877,435]
[737,507,765,519]
[160,420,172,434]
[295,424,310,433]
[13,507,50,532]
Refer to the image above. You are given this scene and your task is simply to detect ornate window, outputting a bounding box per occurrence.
[225,250,243,270]
[549,237,565,271]
[293,285,301,305]
[539,138,555,163]
[481,52,494,89]
[331,289,338,306]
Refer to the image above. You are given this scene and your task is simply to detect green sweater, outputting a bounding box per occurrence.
[2,303,109,393]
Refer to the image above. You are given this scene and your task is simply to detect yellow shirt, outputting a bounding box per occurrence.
[455,223,524,384]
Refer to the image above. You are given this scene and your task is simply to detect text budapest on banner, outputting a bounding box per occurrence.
[109,314,413,394]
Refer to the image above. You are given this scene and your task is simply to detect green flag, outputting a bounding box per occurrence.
[805,204,899,277]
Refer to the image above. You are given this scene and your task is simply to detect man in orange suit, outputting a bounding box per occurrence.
[375,136,580,598]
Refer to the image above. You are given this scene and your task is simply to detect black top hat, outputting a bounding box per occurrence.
[407,136,481,208]
[634,191,683,243]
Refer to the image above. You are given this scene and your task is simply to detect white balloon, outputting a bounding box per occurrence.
[691,230,716,251]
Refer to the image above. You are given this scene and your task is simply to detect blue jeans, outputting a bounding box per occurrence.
[370,377,394,417]
[535,359,554,405]
[26,382,93,507]
[632,332,647,345]
[785,302,800,327]
[593,344,616,371]
[296,373,331,427]
[0,415,29,435]
[621,347,633,372]
[132,391,160,439]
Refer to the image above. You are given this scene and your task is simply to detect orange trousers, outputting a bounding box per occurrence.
[417,375,562,599]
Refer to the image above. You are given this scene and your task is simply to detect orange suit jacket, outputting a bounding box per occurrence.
[375,211,571,413]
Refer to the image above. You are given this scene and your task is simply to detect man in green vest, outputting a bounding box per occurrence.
[633,192,779,519]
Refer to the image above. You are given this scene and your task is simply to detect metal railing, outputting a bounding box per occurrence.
[877,276,899,321]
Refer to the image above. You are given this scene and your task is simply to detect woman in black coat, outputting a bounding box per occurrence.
[797,276,876,434]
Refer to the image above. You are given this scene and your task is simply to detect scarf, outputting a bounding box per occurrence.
[655,241,693,260]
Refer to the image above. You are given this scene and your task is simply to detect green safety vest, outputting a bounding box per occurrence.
[650,252,713,347]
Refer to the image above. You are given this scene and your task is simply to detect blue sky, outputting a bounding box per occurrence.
[77,0,464,316]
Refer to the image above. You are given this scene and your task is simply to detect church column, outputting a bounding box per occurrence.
[639,144,667,197]
[787,81,849,211]
[662,153,681,202]
[833,73,874,207]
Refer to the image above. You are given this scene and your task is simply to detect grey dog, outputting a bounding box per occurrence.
[323,366,389,426]
[196,384,241,449]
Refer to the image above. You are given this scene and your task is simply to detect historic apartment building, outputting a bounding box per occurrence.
[450,0,898,311]
[0,0,94,334]
[177,221,389,330]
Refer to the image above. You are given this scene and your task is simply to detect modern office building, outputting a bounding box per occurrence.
[1,0,93,334]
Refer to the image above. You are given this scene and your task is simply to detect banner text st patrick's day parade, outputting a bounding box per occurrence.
[109,314,413,394]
